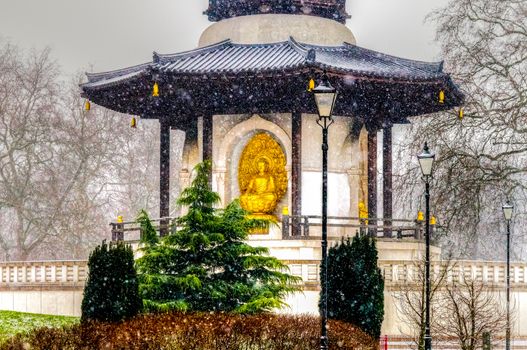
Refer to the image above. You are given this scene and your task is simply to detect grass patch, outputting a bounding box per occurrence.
[0,311,78,343]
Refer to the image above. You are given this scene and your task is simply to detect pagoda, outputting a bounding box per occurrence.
[81,0,462,325]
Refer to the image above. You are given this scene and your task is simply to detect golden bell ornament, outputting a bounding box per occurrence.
[84,100,91,111]
[152,82,159,97]
[439,90,445,104]
[358,202,368,220]
[430,216,437,225]
[308,78,315,92]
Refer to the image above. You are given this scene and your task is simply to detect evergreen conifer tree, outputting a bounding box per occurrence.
[323,235,384,339]
[136,161,300,313]
[81,241,142,322]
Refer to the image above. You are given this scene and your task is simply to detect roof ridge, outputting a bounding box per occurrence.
[342,42,443,72]
[85,62,151,83]
[228,40,292,49]
[287,37,316,63]
[154,39,232,64]
[301,42,348,52]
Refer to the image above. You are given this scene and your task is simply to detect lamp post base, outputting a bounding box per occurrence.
[320,335,328,350]
[425,335,432,350]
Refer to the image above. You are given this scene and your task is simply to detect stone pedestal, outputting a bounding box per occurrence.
[199,14,356,47]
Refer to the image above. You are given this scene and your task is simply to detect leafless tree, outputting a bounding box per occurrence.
[393,0,527,260]
[0,40,167,260]
[435,277,509,350]
[392,258,452,350]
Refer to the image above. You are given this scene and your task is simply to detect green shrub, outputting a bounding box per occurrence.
[136,161,300,313]
[0,312,378,350]
[81,240,142,322]
[324,235,385,339]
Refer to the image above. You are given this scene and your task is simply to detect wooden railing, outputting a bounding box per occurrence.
[110,215,432,242]
[281,215,430,240]
[0,260,88,286]
[110,217,178,242]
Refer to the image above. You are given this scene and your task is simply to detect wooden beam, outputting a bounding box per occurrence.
[202,114,213,187]
[383,125,393,238]
[367,128,377,236]
[159,120,170,235]
[202,114,213,162]
[291,111,302,236]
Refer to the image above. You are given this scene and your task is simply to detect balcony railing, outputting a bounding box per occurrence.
[281,215,429,240]
[110,215,432,242]
[110,217,178,242]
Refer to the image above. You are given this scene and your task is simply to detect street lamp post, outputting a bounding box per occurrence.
[502,201,513,350]
[417,143,435,350]
[313,72,337,350]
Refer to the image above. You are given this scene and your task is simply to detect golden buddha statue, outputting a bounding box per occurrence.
[238,133,287,221]
[240,158,277,215]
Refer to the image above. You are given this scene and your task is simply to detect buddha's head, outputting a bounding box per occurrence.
[256,158,269,174]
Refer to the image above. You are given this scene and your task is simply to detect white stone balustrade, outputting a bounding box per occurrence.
[1,258,524,289]
[281,259,527,287]
[0,260,87,286]
[0,258,526,328]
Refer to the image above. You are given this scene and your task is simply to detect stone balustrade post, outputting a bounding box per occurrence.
[483,265,489,283]
[22,266,27,283]
[62,265,68,282]
[392,264,398,282]
[73,265,79,283]
[40,266,46,282]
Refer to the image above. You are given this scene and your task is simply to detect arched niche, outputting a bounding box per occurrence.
[214,114,292,210]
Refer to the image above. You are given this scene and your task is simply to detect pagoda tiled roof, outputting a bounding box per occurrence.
[82,38,447,91]
[81,37,463,124]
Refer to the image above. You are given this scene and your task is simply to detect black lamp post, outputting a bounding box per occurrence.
[417,142,435,350]
[502,200,513,350]
[313,72,337,350]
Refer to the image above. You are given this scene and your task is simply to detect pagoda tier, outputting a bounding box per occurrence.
[81,37,463,131]
[205,0,349,23]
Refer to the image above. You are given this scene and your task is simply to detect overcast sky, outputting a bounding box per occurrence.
[0,0,449,77]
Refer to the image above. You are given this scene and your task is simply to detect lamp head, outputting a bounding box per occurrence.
[417,142,435,177]
[313,73,337,118]
[502,201,514,221]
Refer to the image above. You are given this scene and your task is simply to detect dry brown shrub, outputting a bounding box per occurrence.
[0,312,378,350]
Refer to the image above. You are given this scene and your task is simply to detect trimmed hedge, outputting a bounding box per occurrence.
[81,240,142,323]
[0,312,377,350]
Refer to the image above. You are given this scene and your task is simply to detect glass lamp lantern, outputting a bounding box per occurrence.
[502,201,514,221]
[417,143,435,177]
[313,75,337,118]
